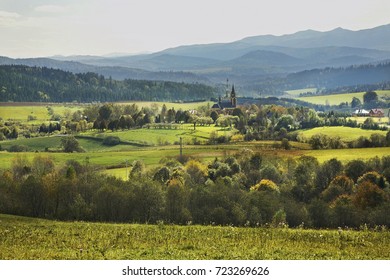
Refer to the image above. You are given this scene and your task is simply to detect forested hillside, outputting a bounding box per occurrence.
[0,65,216,102]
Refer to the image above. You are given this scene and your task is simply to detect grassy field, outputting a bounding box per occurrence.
[306,147,390,163]
[0,214,389,260]
[295,90,390,105]
[0,143,389,172]
[96,124,226,145]
[0,124,229,151]
[0,104,83,122]
[298,126,388,142]
[0,101,209,122]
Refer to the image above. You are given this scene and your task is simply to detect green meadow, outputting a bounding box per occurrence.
[0,103,83,122]
[1,214,389,260]
[295,90,390,105]
[298,126,388,142]
[0,101,209,122]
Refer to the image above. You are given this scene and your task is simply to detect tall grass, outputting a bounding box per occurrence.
[0,214,389,260]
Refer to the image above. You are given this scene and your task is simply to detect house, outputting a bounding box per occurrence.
[212,84,237,112]
[369,109,384,117]
[352,109,370,116]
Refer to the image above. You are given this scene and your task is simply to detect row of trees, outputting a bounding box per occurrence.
[1,152,389,228]
[308,131,390,150]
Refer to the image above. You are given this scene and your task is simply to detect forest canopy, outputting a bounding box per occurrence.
[0,65,216,103]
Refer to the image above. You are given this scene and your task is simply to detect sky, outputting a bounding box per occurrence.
[1,0,389,58]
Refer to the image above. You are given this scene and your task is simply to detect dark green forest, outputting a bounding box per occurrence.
[0,65,216,102]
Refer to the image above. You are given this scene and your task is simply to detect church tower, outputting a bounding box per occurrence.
[230,84,237,107]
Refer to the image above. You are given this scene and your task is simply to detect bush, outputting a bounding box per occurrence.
[102,136,121,146]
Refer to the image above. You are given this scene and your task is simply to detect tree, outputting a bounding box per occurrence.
[331,195,359,227]
[153,166,171,184]
[130,160,145,178]
[345,159,368,182]
[292,156,319,202]
[185,160,208,186]
[133,179,164,223]
[210,111,219,123]
[61,136,84,153]
[354,181,387,209]
[165,179,190,224]
[98,104,113,121]
[363,91,378,104]
[250,179,280,194]
[351,97,362,108]
[321,175,354,202]
[315,158,343,193]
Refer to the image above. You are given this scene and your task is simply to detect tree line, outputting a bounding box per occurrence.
[1,152,389,228]
[0,65,216,102]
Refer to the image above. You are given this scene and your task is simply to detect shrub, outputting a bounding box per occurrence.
[102,136,121,146]
[250,179,280,194]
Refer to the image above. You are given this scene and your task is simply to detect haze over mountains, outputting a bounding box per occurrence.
[1,24,390,96]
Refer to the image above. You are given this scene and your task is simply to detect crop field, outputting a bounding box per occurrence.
[295,90,390,105]
[298,126,388,142]
[1,214,389,260]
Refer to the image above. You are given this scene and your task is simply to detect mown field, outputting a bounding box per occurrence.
[294,90,390,105]
[1,214,389,260]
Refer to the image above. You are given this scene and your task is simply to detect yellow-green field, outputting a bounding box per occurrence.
[0,104,83,122]
[295,90,390,105]
[1,214,389,260]
[0,101,210,122]
[298,126,388,142]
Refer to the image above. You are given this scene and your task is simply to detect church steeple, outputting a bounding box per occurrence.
[230,84,237,107]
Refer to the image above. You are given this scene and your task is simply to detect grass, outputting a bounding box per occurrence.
[97,124,224,145]
[0,124,231,152]
[298,126,388,142]
[306,147,390,163]
[295,90,390,105]
[0,214,389,260]
[0,142,389,172]
[0,104,83,122]
[0,101,210,122]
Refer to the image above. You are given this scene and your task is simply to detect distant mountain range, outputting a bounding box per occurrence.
[1,24,390,96]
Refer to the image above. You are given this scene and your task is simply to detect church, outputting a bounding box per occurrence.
[211,83,237,111]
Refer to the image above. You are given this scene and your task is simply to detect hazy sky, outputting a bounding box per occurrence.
[1,0,389,58]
